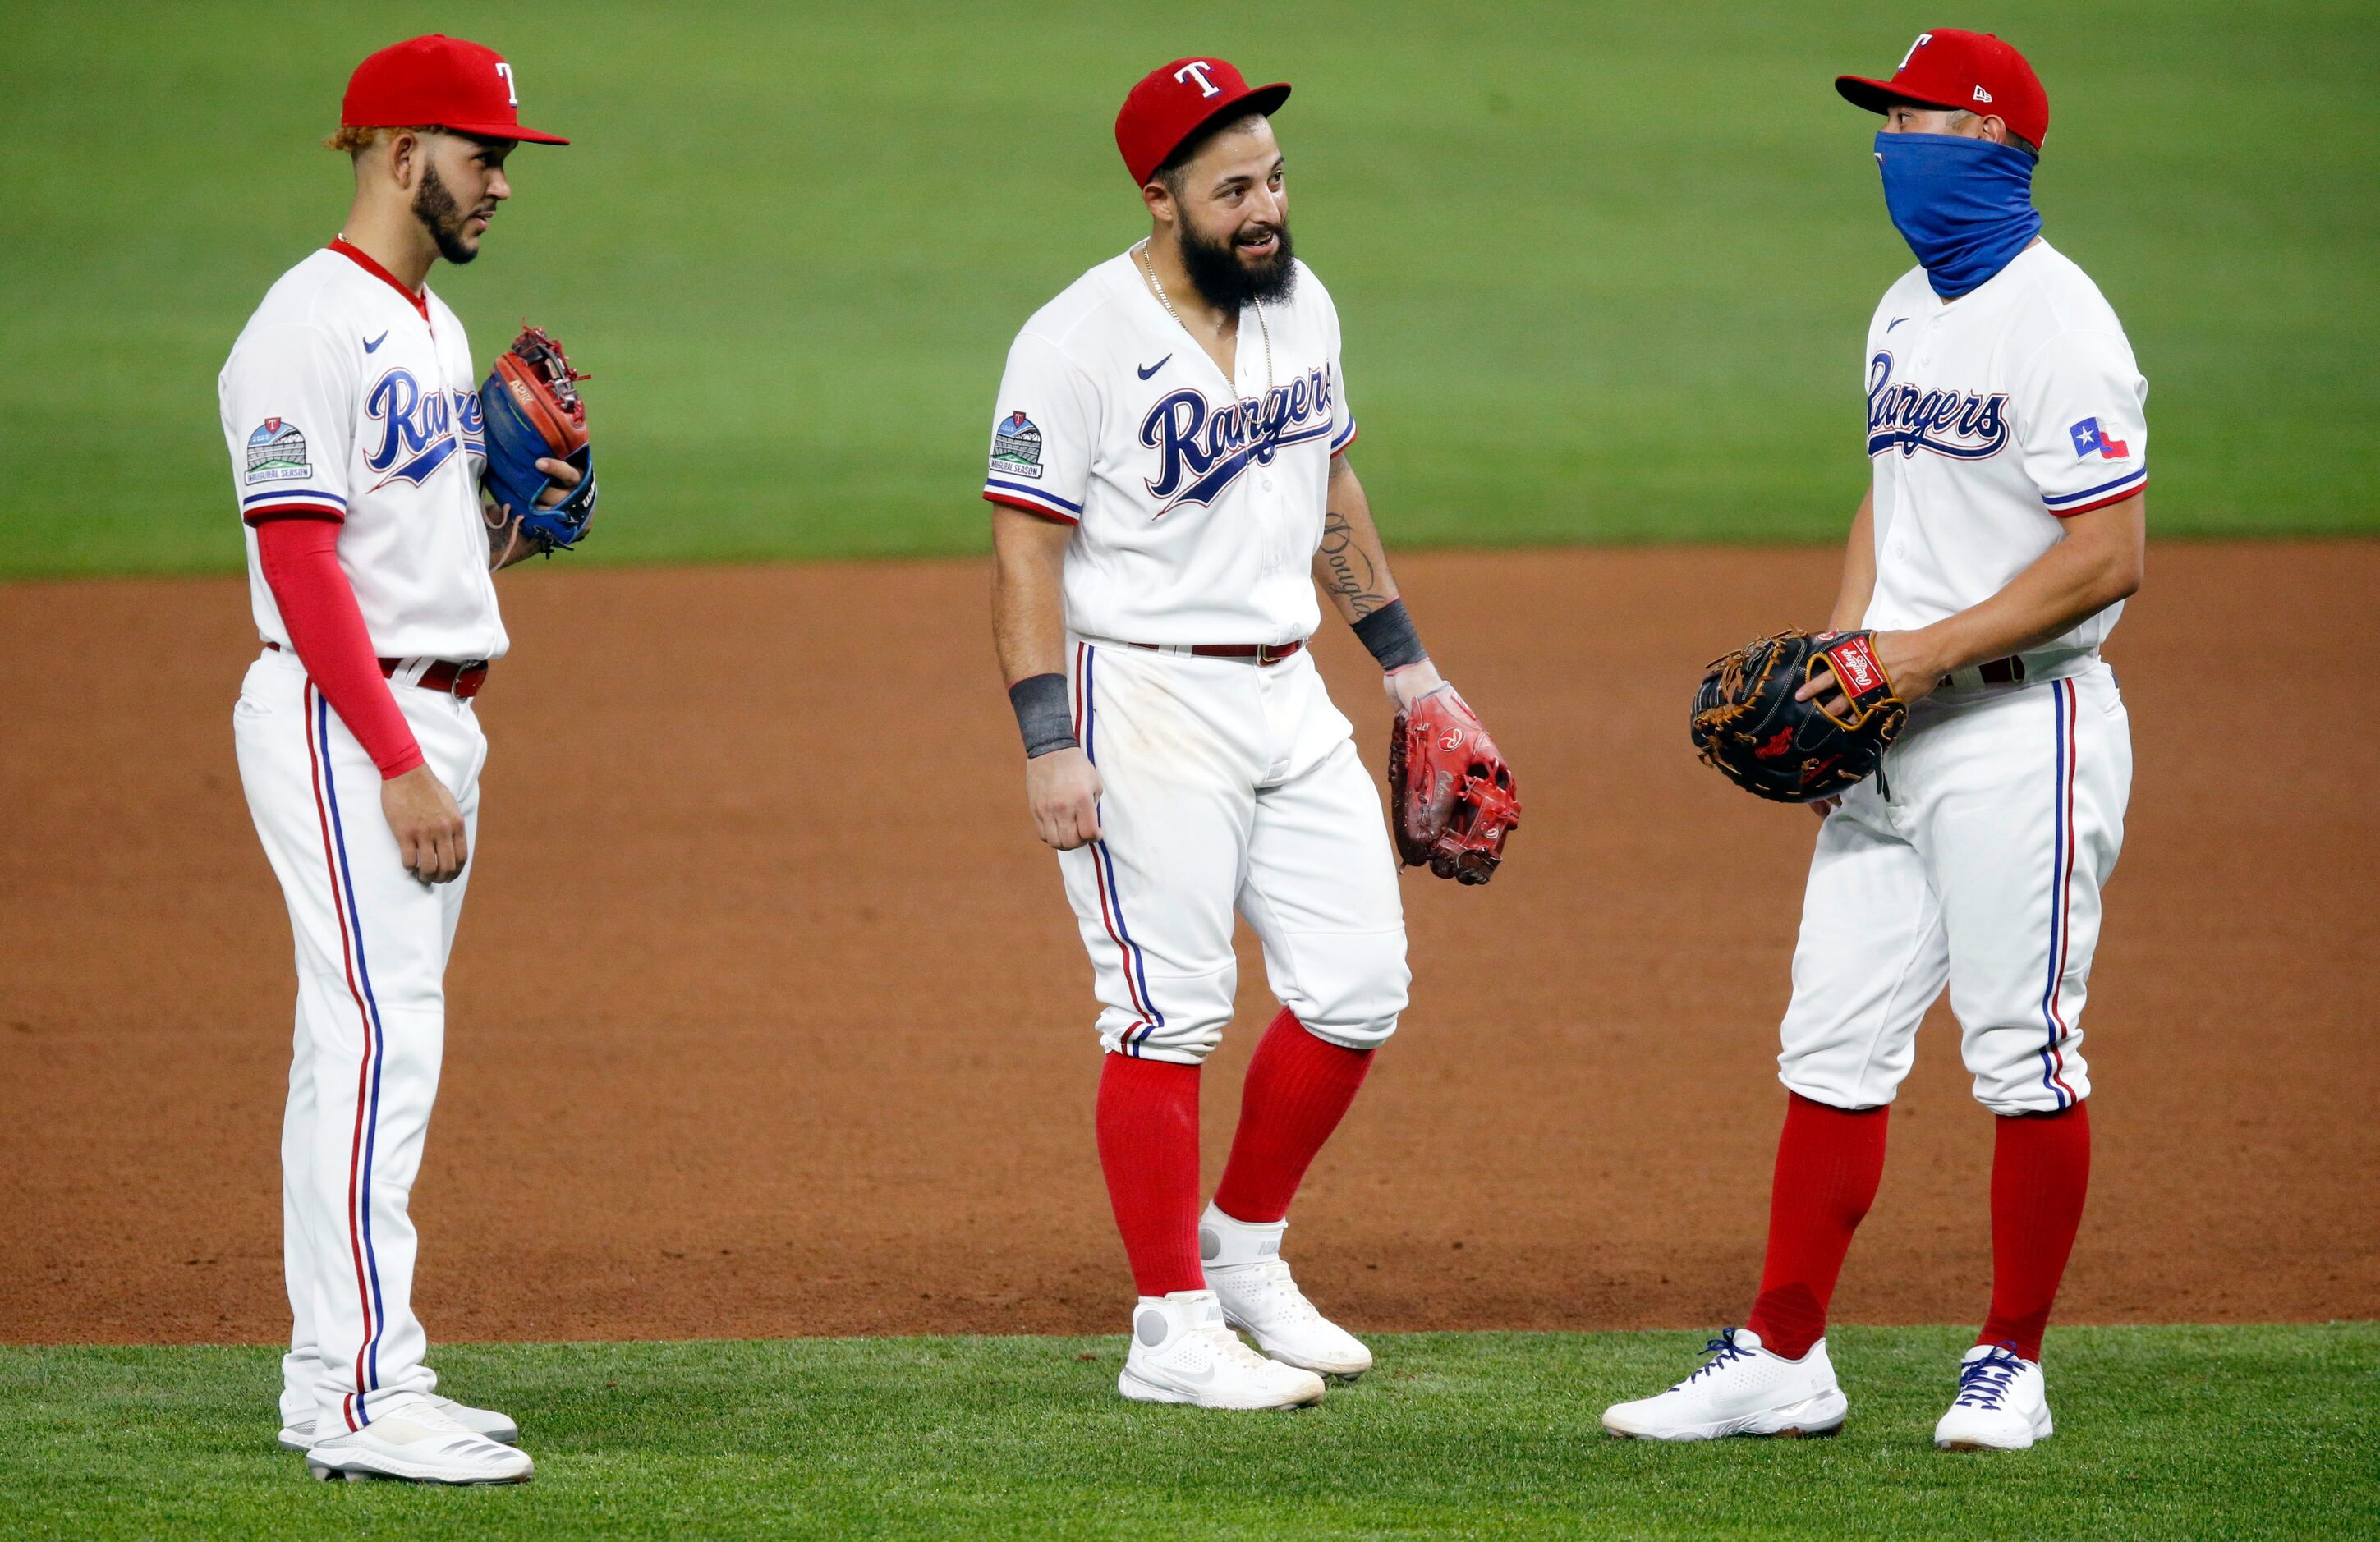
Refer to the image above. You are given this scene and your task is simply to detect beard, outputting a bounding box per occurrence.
[411,162,482,265]
[1174,213,1296,310]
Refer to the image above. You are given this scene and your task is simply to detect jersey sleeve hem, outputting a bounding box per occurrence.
[241,491,349,526]
[2042,466,2147,517]
[1330,420,1359,456]
[983,487,1081,525]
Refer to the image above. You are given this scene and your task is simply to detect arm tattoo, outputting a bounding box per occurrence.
[1319,507,1390,618]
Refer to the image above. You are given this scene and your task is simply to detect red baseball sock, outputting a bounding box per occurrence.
[1745,1092,1891,1361]
[1979,1099,2091,1361]
[1095,1053,1206,1296]
[1211,1008,1375,1224]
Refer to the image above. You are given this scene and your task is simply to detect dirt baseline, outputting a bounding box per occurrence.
[3,544,2374,1345]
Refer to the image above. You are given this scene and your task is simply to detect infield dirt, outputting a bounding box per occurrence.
[4,544,2373,1344]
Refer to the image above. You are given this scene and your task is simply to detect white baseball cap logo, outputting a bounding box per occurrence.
[1174,60,1220,97]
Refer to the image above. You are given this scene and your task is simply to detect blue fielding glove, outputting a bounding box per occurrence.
[480,324,596,553]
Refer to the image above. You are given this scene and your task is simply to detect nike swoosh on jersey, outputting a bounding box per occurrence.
[364,331,389,352]
[1137,355,1172,380]
[1885,317,1909,333]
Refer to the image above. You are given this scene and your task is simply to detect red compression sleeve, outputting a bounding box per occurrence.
[255,518,424,779]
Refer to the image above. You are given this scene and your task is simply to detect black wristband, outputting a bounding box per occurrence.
[1008,672,1077,759]
[1352,597,1428,671]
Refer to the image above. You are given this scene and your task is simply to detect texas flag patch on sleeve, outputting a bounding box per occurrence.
[2068,416,2130,460]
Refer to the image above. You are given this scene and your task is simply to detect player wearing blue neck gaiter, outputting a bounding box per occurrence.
[1873,131,2042,299]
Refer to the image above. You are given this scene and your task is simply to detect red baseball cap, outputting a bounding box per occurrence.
[1836,29,2048,150]
[342,34,569,145]
[1115,57,1290,186]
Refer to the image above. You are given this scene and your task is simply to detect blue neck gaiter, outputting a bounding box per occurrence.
[1873,131,2042,299]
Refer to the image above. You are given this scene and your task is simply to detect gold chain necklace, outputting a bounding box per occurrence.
[1135,238,1273,405]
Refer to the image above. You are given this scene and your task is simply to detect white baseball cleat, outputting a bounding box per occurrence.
[1117,1289,1328,1410]
[1601,1327,1849,1440]
[1934,1342,2054,1450]
[303,1393,535,1484]
[281,1394,519,1453]
[1200,1204,1374,1379]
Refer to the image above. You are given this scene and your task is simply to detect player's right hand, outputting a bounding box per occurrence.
[1025,746,1103,851]
[382,764,469,883]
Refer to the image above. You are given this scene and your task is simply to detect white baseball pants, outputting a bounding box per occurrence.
[1779,661,2131,1115]
[234,645,485,1434]
[1059,638,1409,1065]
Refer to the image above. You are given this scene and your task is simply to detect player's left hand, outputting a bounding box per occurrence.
[532,455,583,509]
[1388,682,1521,883]
[1383,658,1446,710]
[484,457,582,570]
[1796,628,1941,715]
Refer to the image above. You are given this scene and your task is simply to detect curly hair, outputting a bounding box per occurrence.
[324,124,441,155]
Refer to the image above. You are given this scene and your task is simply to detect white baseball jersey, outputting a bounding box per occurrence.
[1783,239,2146,1119]
[1861,240,2148,659]
[985,247,1407,1069]
[220,241,506,662]
[982,250,1358,646]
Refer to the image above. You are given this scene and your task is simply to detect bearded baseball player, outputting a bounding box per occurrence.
[222,34,593,1483]
[987,58,1518,1410]
[1606,30,2145,1450]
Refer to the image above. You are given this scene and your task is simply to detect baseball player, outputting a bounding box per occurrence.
[986,58,1512,1409]
[222,35,580,1483]
[1603,30,2145,1451]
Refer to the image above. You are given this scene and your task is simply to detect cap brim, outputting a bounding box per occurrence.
[1174,80,1292,158]
[1834,75,1963,117]
[1239,81,1292,120]
[442,121,571,145]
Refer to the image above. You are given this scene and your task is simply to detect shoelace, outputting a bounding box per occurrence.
[1951,1344,2026,1409]
[1231,1259,1321,1323]
[1199,1324,1284,1371]
[388,1401,475,1436]
[1678,1329,1756,1388]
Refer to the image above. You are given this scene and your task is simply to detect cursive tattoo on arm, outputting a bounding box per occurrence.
[1318,507,1390,618]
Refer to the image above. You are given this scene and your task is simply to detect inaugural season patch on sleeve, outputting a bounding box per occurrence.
[990,410,1043,480]
[245,418,310,484]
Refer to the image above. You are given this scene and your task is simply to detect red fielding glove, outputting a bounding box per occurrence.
[1389,685,1521,885]
[255,517,423,778]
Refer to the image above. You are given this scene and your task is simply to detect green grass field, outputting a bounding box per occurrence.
[3,1,2373,576]
[2,1326,2372,1538]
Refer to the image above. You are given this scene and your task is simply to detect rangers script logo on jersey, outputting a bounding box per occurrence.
[1141,363,1336,515]
[363,368,485,489]
[1866,351,2010,460]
